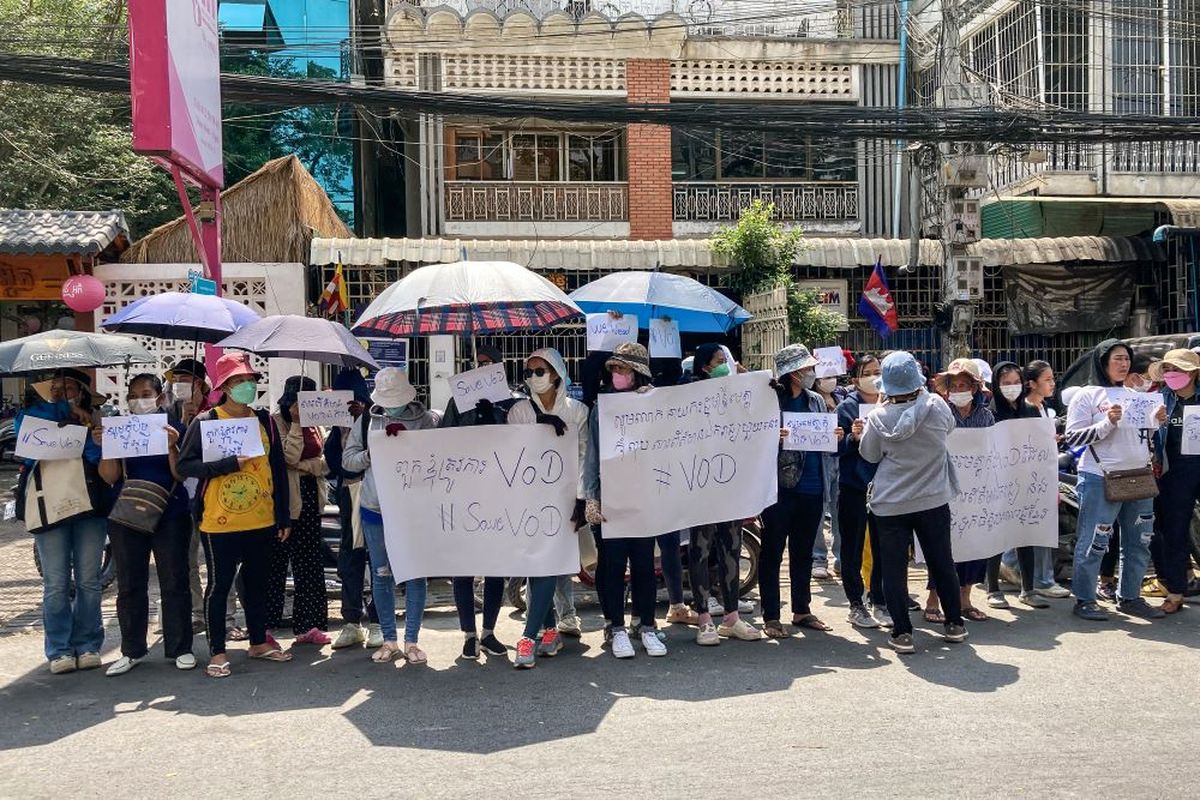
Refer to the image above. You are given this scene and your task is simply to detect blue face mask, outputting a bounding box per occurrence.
[382,406,406,418]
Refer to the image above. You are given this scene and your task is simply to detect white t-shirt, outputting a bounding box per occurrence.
[1065,385,1153,475]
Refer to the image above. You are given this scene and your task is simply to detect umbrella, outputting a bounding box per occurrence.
[351,260,582,336]
[0,329,155,376]
[216,315,380,370]
[569,271,751,333]
[100,291,261,343]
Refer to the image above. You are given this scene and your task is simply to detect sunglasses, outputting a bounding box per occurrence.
[522,367,550,379]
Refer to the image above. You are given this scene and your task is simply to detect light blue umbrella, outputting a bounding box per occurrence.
[100,291,260,343]
[569,271,751,333]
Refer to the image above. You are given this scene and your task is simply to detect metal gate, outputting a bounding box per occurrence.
[740,286,789,372]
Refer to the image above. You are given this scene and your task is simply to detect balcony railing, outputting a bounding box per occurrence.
[673,182,859,223]
[1111,141,1200,173]
[444,181,628,222]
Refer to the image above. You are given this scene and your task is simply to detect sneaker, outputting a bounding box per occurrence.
[175,653,197,671]
[737,599,755,614]
[332,623,366,649]
[717,618,763,641]
[870,604,894,628]
[537,629,564,657]
[602,624,614,644]
[1142,579,1168,598]
[1073,601,1109,621]
[1034,583,1071,599]
[666,603,699,625]
[462,636,480,660]
[1118,597,1167,620]
[1018,591,1050,609]
[998,563,1021,587]
[105,655,145,677]
[641,629,667,656]
[986,591,1010,610]
[514,637,537,668]
[480,633,507,656]
[848,604,881,629]
[77,652,101,670]
[365,623,384,648]
[706,596,726,616]
[294,628,332,646]
[611,629,635,659]
[812,565,830,580]
[1096,582,1118,603]
[556,615,583,638]
[906,596,921,612]
[696,622,720,646]
[49,655,76,675]
[889,633,915,654]
[943,623,968,643]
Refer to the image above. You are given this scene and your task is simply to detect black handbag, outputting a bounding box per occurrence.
[108,479,174,534]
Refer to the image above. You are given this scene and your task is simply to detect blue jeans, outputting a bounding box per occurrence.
[35,515,107,660]
[1072,472,1154,604]
[813,457,841,564]
[523,575,558,640]
[360,513,426,643]
[1002,546,1058,589]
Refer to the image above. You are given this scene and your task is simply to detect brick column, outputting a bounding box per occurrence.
[625,58,673,241]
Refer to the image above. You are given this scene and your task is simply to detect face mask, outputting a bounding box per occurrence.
[171,381,194,401]
[611,372,634,391]
[708,363,731,379]
[526,375,553,395]
[817,377,837,393]
[949,391,974,408]
[382,406,406,419]
[799,372,817,391]
[1164,371,1193,391]
[128,397,158,416]
[228,382,258,405]
[857,377,879,394]
[999,385,1022,402]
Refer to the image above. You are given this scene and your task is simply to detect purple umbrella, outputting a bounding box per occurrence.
[216,315,380,370]
[100,291,261,343]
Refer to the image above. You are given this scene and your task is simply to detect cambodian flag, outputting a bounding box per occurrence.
[858,257,898,338]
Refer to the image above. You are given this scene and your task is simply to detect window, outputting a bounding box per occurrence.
[511,134,561,181]
[1042,3,1089,111]
[671,129,856,181]
[671,129,716,180]
[1112,0,1163,115]
[567,134,620,181]
[1170,0,1200,116]
[453,132,504,180]
[451,130,623,182]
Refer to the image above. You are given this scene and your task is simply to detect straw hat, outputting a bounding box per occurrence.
[934,357,982,393]
[1148,348,1200,380]
[605,342,652,378]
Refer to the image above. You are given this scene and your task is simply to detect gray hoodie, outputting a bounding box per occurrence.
[858,390,959,517]
[341,401,438,513]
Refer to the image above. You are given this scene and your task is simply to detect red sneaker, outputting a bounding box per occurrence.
[537,629,563,658]
[514,637,536,669]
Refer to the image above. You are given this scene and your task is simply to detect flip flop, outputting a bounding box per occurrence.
[923,607,945,624]
[205,662,231,678]
[763,621,789,639]
[792,614,832,632]
[248,647,293,662]
[962,607,989,622]
[403,643,428,664]
[227,627,249,642]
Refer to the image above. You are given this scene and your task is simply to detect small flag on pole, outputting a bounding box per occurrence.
[858,256,898,338]
[320,260,349,316]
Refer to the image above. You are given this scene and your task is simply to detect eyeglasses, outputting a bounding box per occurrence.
[522,367,549,379]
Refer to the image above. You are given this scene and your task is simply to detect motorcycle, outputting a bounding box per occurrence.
[0,418,14,463]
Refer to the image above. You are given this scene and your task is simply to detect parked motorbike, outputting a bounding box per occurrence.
[0,418,15,463]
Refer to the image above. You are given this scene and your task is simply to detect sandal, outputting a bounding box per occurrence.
[763,620,788,639]
[372,642,402,663]
[922,607,945,624]
[1162,597,1185,615]
[962,607,989,622]
[205,662,231,678]
[403,643,428,664]
[227,627,249,642]
[248,647,293,662]
[792,614,832,632]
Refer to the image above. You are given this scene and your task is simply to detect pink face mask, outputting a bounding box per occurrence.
[611,371,634,391]
[1164,371,1194,391]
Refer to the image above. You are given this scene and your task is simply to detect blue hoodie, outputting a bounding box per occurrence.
[859,391,959,516]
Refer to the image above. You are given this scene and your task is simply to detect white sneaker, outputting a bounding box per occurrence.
[175,653,197,671]
[611,628,635,659]
[641,629,667,656]
[706,596,726,616]
[556,615,583,637]
[365,623,384,648]
[737,599,755,614]
[332,623,366,649]
[812,565,830,580]
[76,652,102,670]
[1035,583,1071,599]
[696,622,720,646]
[717,618,764,641]
[848,605,880,629]
[105,655,145,677]
[871,604,894,629]
[49,655,76,675]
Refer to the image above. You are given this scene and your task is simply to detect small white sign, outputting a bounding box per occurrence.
[781,412,839,453]
[200,418,266,463]
[15,418,87,461]
[1183,406,1200,456]
[586,313,638,352]
[1105,388,1165,429]
[449,363,512,409]
[297,391,355,428]
[814,346,848,378]
[649,318,681,359]
[857,403,877,420]
[102,414,169,459]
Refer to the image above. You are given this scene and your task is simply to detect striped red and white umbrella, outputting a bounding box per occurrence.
[351,260,583,336]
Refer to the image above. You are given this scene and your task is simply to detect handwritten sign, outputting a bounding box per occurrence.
[597,371,780,539]
[200,418,266,463]
[1183,406,1200,456]
[1105,388,1164,429]
[857,403,877,420]
[102,414,169,459]
[297,391,354,428]
[782,412,839,453]
[14,418,87,461]
[448,363,511,409]
[586,313,638,352]
[367,424,580,584]
[814,346,847,378]
[649,318,681,359]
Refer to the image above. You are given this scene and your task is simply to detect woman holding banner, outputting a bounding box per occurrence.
[583,343,667,659]
[507,348,590,669]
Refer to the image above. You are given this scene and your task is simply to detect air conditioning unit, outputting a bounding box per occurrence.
[943,155,989,188]
[950,198,981,242]
[953,256,985,301]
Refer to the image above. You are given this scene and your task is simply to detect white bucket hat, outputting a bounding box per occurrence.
[371,367,417,408]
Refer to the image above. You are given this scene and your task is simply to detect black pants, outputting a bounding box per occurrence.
[597,533,656,629]
[201,527,274,656]
[875,504,963,637]
[109,513,193,660]
[266,477,329,633]
[453,576,503,634]
[1159,465,1200,594]
[985,548,1036,594]
[837,485,884,607]
[759,492,824,621]
[687,521,741,614]
[335,484,377,625]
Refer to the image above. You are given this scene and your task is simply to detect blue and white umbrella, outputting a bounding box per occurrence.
[100,291,260,343]
[569,271,751,333]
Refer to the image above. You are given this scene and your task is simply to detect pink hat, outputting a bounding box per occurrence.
[210,352,261,391]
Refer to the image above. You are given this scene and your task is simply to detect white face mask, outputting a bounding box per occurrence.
[999,384,1022,402]
[526,375,553,396]
[857,376,879,394]
[128,397,159,416]
[171,381,194,401]
[949,391,974,408]
[817,377,838,394]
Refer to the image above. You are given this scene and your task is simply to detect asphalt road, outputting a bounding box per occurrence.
[2,564,1199,799]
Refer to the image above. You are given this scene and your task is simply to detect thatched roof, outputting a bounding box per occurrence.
[121,155,351,264]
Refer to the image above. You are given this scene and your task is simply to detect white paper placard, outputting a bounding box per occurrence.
[586,313,638,352]
[368,424,580,584]
[297,391,354,428]
[1183,406,1200,456]
[448,363,512,409]
[857,403,877,420]
[14,418,88,461]
[649,318,681,359]
[597,370,780,539]
[102,414,169,459]
[1105,388,1165,429]
[781,412,839,452]
[200,417,266,462]
[814,346,848,378]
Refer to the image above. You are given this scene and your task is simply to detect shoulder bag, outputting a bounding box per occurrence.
[109,478,176,534]
[1088,445,1159,503]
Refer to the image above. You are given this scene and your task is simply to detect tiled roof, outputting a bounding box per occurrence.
[0,209,130,256]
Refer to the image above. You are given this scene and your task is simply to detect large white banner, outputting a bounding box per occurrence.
[943,417,1058,562]
[597,371,780,539]
[369,424,580,584]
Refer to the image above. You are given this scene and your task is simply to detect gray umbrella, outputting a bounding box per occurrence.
[0,329,155,376]
[216,315,380,370]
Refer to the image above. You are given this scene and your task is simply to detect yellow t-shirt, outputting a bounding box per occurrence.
[200,407,274,533]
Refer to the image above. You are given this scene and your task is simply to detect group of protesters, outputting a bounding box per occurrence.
[14,332,1200,675]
